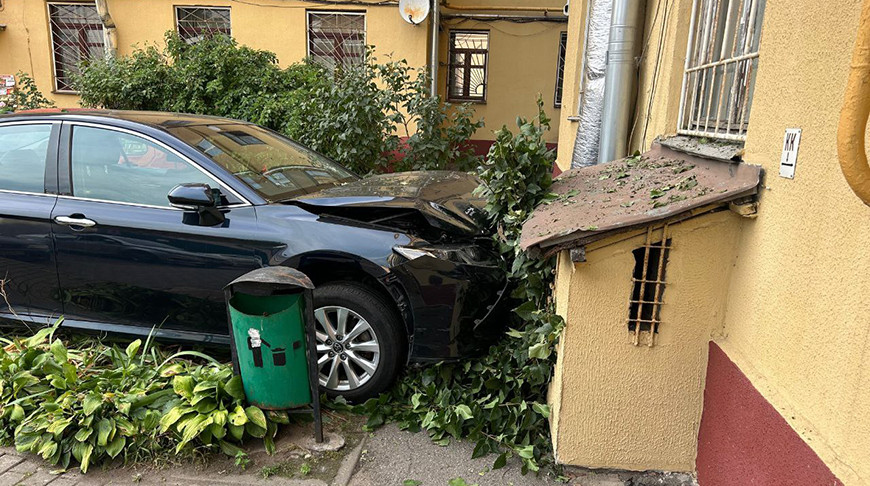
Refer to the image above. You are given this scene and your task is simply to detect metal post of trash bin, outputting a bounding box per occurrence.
[223,267,323,443]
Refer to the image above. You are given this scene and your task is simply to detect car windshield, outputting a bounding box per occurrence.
[168,123,357,202]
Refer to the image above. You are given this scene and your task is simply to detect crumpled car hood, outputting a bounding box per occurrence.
[287,171,490,238]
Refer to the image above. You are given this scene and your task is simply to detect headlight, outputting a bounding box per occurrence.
[393,245,496,266]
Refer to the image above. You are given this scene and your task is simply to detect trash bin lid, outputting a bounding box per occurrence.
[225,267,315,294]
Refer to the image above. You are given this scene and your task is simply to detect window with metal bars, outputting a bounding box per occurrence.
[555,32,568,108]
[448,30,489,103]
[307,11,366,71]
[48,2,105,92]
[627,226,671,347]
[175,6,231,44]
[678,0,766,141]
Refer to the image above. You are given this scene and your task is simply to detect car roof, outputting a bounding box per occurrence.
[0,109,249,130]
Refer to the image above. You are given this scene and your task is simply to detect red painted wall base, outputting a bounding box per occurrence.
[697,342,842,486]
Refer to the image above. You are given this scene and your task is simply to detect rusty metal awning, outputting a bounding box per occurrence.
[520,142,763,253]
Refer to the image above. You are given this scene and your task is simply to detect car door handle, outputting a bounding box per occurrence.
[54,216,97,228]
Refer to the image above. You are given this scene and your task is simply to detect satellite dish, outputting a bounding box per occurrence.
[399,0,430,25]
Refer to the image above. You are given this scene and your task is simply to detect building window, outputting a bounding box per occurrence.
[555,32,568,108]
[448,30,489,103]
[175,6,231,44]
[48,2,105,92]
[307,12,366,70]
[678,0,766,141]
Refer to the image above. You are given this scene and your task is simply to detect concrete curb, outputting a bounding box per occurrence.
[331,433,367,486]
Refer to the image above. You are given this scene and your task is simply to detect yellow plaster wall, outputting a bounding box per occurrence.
[437,15,564,143]
[552,0,870,480]
[549,211,742,471]
[0,0,427,108]
[554,0,588,170]
[627,0,691,154]
[714,1,870,483]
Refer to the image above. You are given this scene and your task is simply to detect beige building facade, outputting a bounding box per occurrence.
[0,0,566,145]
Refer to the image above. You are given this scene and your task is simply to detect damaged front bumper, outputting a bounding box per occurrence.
[388,249,510,362]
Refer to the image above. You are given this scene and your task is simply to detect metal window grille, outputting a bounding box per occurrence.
[307,12,366,71]
[448,31,489,103]
[48,2,105,92]
[627,225,671,347]
[677,0,766,141]
[176,7,231,44]
[555,32,568,108]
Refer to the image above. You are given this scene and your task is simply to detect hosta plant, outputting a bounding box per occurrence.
[0,321,284,472]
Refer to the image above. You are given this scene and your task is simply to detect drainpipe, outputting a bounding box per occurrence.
[94,0,117,59]
[597,0,642,163]
[430,0,440,97]
[837,0,870,206]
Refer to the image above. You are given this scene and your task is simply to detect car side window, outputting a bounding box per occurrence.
[0,124,52,194]
[70,126,231,208]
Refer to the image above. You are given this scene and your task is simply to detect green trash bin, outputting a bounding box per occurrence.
[224,267,322,441]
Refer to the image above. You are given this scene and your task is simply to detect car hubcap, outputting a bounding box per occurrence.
[314,306,381,392]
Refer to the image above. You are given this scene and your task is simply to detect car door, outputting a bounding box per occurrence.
[0,121,63,323]
[51,122,269,340]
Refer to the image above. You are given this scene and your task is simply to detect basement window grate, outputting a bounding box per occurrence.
[627,225,671,347]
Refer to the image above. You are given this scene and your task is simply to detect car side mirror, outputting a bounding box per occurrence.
[168,183,217,210]
[168,183,225,226]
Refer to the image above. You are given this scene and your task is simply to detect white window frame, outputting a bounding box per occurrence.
[677,0,765,142]
[305,10,367,68]
[174,5,232,43]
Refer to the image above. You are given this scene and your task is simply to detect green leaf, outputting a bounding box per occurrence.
[74,428,93,442]
[403,481,422,486]
[516,444,534,459]
[532,402,550,418]
[79,443,93,473]
[229,405,248,426]
[82,393,102,416]
[454,404,473,421]
[471,439,488,459]
[50,339,68,363]
[173,375,195,400]
[96,418,114,447]
[227,423,244,441]
[492,452,508,470]
[528,341,550,360]
[105,436,126,459]
[159,406,191,433]
[125,339,141,358]
[244,406,267,429]
[224,375,245,400]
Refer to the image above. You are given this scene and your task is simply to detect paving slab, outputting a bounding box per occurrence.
[347,424,560,486]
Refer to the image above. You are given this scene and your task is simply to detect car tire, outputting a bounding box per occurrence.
[312,282,405,402]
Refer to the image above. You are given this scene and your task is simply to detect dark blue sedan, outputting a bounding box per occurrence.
[0,110,507,400]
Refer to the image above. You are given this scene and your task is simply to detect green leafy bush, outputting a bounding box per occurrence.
[354,98,564,474]
[74,34,482,175]
[0,72,55,114]
[0,321,285,472]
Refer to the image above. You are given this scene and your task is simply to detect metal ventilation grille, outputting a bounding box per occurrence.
[176,7,231,44]
[677,0,766,141]
[627,225,671,347]
[448,30,489,102]
[48,2,105,92]
[307,12,366,71]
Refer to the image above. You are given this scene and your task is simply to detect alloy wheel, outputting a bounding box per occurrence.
[314,305,381,392]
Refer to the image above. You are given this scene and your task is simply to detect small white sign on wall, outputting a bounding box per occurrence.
[779,128,802,179]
